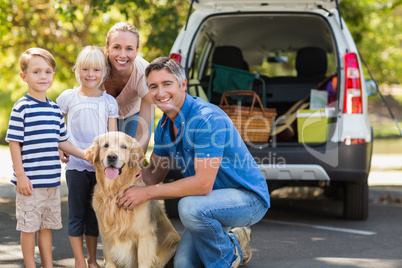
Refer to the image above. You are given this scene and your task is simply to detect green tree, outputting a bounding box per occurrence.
[0,0,189,143]
[341,0,402,84]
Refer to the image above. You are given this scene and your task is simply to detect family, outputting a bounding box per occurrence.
[6,22,270,268]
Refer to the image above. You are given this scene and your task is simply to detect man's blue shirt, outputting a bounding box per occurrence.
[153,94,270,207]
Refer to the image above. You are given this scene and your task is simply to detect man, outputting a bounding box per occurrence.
[118,57,270,268]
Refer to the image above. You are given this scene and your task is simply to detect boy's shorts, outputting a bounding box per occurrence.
[15,186,62,233]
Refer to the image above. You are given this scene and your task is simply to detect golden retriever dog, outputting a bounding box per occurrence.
[85,131,180,268]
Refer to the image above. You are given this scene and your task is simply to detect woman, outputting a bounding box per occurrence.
[103,22,154,153]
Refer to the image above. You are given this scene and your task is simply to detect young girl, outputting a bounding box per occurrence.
[57,46,118,268]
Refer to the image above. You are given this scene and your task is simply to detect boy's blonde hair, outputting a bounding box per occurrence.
[73,46,109,88]
[106,22,140,49]
[20,48,56,73]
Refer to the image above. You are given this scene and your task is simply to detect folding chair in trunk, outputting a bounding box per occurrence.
[207,64,267,107]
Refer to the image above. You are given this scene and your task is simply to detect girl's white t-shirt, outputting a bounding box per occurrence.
[56,88,119,171]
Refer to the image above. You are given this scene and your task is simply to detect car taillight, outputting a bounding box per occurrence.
[170,53,182,64]
[343,52,362,114]
[343,138,365,145]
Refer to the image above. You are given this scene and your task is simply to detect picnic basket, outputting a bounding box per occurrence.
[219,90,277,143]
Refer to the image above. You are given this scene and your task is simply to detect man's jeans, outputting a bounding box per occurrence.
[174,188,268,268]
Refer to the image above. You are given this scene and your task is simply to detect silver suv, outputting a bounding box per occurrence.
[166,0,375,220]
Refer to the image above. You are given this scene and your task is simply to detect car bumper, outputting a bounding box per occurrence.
[249,141,373,183]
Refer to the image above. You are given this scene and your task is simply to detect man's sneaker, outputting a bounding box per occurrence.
[230,227,252,266]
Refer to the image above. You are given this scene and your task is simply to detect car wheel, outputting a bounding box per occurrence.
[165,198,180,219]
[343,181,369,220]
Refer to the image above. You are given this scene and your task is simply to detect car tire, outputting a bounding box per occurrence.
[343,181,369,220]
[165,198,180,219]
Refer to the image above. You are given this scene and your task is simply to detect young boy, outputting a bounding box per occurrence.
[6,47,85,268]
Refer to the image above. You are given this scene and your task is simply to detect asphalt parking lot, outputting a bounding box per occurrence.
[1,194,402,267]
[0,148,401,267]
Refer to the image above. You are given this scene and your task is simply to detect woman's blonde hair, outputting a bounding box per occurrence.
[106,22,140,48]
[73,45,109,88]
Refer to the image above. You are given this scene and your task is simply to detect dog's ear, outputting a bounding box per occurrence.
[85,136,100,164]
[129,138,145,169]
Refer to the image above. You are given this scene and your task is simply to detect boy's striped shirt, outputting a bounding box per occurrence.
[6,95,68,188]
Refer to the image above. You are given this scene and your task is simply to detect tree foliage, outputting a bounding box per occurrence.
[340,0,401,84]
[0,0,189,142]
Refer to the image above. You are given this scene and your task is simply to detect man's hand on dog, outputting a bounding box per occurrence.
[117,185,149,210]
[117,186,148,210]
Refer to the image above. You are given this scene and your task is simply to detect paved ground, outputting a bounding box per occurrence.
[2,194,402,268]
[0,147,401,267]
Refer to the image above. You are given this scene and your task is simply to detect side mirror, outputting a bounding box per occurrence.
[267,56,288,63]
[365,79,378,96]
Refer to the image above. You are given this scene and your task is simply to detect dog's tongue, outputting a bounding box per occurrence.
[105,167,119,180]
